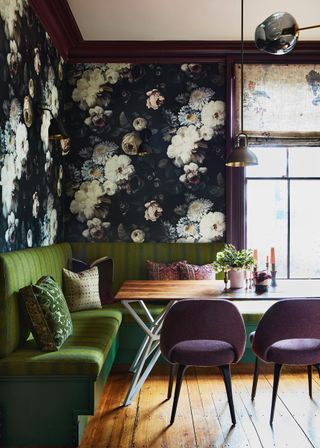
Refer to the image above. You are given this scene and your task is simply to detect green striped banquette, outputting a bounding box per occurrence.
[71,241,225,294]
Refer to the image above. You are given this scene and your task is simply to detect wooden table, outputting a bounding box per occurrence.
[115,279,320,405]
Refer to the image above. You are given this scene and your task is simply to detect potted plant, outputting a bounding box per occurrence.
[254,270,272,293]
[213,244,256,289]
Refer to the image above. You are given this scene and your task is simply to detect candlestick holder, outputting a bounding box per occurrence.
[271,270,277,287]
[224,271,229,291]
[266,262,269,272]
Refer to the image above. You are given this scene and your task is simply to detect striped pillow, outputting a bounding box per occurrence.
[178,262,215,280]
[62,266,102,312]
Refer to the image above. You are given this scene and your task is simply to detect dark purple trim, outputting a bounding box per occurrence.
[29,0,83,61]
[27,0,320,62]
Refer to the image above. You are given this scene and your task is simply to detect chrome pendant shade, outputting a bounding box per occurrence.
[226,133,258,167]
[255,12,299,55]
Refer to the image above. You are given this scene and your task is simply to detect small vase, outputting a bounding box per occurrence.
[255,280,270,294]
[228,269,245,289]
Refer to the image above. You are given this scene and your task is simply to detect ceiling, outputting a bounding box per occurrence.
[67,0,320,41]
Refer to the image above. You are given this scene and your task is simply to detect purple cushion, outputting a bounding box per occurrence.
[178,262,215,280]
[266,338,320,365]
[169,339,236,366]
[147,260,186,280]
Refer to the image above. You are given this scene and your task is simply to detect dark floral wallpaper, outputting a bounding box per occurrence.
[64,63,226,243]
[0,0,64,252]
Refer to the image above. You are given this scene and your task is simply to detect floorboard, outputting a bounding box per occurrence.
[80,366,320,448]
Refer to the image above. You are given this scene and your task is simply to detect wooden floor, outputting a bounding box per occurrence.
[80,366,320,448]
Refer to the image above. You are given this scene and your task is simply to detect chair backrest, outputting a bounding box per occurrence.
[160,299,246,363]
[252,298,320,360]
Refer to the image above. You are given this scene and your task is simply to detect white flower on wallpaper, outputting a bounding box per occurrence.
[189,87,214,110]
[179,162,207,185]
[32,192,39,218]
[104,154,134,185]
[72,68,107,108]
[176,217,200,240]
[199,211,226,241]
[50,85,59,117]
[146,89,165,110]
[7,40,21,78]
[201,100,225,128]
[5,211,18,244]
[131,228,145,243]
[167,125,200,167]
[1,153,16,217]
[34,48,41,75]
[144,200,163,222]
[187,199,213,222]
[40,110,51,151]
[82,217,111,240]
[70,180,105,222]
[15,122,29,179]
[84,106,112,129]
[0,0,26,38]
[9,98,22,130]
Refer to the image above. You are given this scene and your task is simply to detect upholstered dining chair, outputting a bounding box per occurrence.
[160,299,246,425]
[250,298,320,425]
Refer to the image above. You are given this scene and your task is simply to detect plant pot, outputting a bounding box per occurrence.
[255,280,270,294]
[228,269,245,289]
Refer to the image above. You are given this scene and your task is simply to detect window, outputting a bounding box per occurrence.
[230,64,320,279]
[246,147,320,278]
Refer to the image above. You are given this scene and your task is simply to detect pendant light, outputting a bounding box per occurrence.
[226,0,258,167]
[255,12,320,55]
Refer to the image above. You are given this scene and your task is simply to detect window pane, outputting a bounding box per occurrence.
[290,180,320,278]
[246,148,287,178]
[247,180,288,278]
[289,147,320,178]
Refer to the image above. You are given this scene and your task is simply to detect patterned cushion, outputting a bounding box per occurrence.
[19,276,73,352]
[63,266,102,312]
[178,262,215,280]
[147,260,187,280]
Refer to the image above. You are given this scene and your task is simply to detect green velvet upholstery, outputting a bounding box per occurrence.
[71,241,225,294]
[0,307,122,377]
[0,243,72,358]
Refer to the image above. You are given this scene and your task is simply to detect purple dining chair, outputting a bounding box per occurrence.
[250,298,320,425]
[160,299,246,425]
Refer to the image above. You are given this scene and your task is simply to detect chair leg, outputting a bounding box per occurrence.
[314,364,320,377]
[167,364,175,399]
[270,363,282,425]
[170,364,187,425]
[308,365,313,398]
[219,364,236,426]
[251,357,260,401]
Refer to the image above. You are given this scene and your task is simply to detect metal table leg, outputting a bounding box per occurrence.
[121,300,175,405]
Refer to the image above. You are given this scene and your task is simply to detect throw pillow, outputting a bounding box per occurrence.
[63,266,102,312]
[71,257,114,304]
[19,276,73,352]
[147,260,187,280]
[178,262,216,280]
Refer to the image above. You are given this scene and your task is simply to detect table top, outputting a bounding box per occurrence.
[114,279,320,301]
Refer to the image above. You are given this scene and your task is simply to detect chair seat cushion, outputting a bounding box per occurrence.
[266,338,320,365]
[0,307,122,377]
[169,339,236,366]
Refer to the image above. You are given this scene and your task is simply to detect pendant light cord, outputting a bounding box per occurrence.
[240,0,244,132]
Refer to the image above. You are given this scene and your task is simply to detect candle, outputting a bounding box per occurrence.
[266,255,269,271]
[253,249,258,263]
[270,247,276,265]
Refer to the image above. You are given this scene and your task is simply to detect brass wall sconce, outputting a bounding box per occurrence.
[255,12,320,55]
[39,106,69,141]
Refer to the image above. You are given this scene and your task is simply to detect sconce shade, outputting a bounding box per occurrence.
[226,134,258,167]
[255,12,299,55]
[49,116,69,141]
